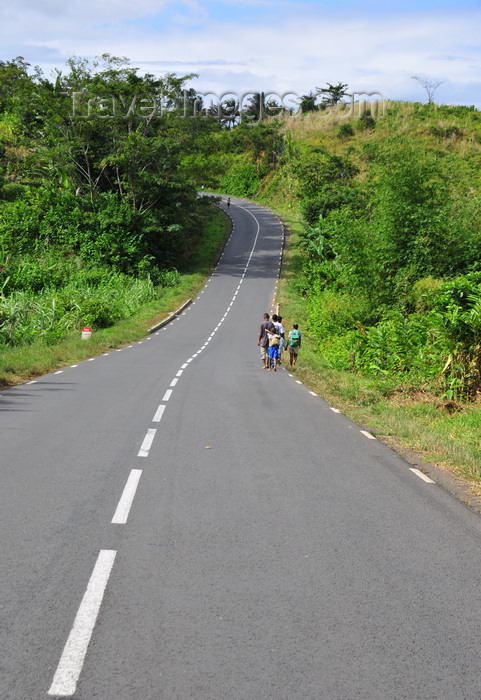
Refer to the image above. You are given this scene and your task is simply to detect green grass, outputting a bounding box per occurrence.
[4,191,481,495]
[0,206,230,388]
[262,197,481,494]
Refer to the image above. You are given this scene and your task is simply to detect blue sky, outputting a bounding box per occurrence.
[1,0,480,108]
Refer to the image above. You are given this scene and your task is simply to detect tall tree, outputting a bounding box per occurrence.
[316,82,349,108]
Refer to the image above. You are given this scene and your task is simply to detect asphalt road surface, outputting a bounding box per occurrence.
[3,196,481,699]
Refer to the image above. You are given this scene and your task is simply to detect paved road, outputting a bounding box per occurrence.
[2,196,481,699]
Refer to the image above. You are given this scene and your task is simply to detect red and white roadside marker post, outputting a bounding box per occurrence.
[81,326,92,340]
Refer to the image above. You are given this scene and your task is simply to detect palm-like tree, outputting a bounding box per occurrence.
[299,92,318,113]
[219,98,240,128]
[242,92,282,122]
[242,92,264,122]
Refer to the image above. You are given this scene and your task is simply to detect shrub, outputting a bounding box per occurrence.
[357,112,376,130]
[219,161,261,197]
[337,122,355,138]
[0,271,160,346]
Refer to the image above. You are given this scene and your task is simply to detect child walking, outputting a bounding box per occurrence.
[288,323,302,369]
[267,329,280,371]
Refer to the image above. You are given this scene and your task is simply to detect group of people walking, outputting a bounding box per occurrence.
[257,312,302,371]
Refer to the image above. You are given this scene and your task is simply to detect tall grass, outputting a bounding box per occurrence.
[0,274,162,346]
[0,205,230,387]
[263,197,481,494]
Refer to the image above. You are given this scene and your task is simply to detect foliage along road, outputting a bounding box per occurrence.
[2,197,481,698]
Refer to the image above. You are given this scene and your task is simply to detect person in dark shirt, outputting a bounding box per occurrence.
[258,312,276,369]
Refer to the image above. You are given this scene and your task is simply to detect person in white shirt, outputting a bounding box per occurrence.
[272,314,285,366]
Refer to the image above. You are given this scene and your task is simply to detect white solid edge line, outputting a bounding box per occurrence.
[138,428,157,457]
[410,468,435,483]
[330,407,341,413]
[48,550,117,697]
[153,404,166,422]
[111,469,142,524]
[360,430,376,440]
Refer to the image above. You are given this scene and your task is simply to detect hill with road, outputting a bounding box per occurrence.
[1,55,481,486]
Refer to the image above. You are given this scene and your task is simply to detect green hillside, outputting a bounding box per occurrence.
[1,56,481,492]
[261,101,481,403]
[256,102,481,491]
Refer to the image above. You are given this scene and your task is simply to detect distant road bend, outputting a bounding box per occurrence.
[2,196,481,698]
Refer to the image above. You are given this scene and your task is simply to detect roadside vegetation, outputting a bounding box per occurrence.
[0,54,274,383]
[257,99,481,491]
[2,57,481,489]
[0,205,229,386]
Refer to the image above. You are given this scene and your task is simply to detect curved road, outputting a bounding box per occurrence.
[2,197,481,698]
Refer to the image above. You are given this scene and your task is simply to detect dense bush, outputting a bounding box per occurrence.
[0,270,160,346]
[219,160,261,197]
[288,107,481,399]
[0,54,286,351]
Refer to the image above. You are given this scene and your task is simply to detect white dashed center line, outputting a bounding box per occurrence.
[138,428,157,457]
[153,404,166,422]
[112,470,143,524]
[48,550,117,697]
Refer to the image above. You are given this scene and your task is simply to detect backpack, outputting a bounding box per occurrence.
[289,330,300,346]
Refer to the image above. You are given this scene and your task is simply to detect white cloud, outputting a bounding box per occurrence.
[1,1,480,107]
